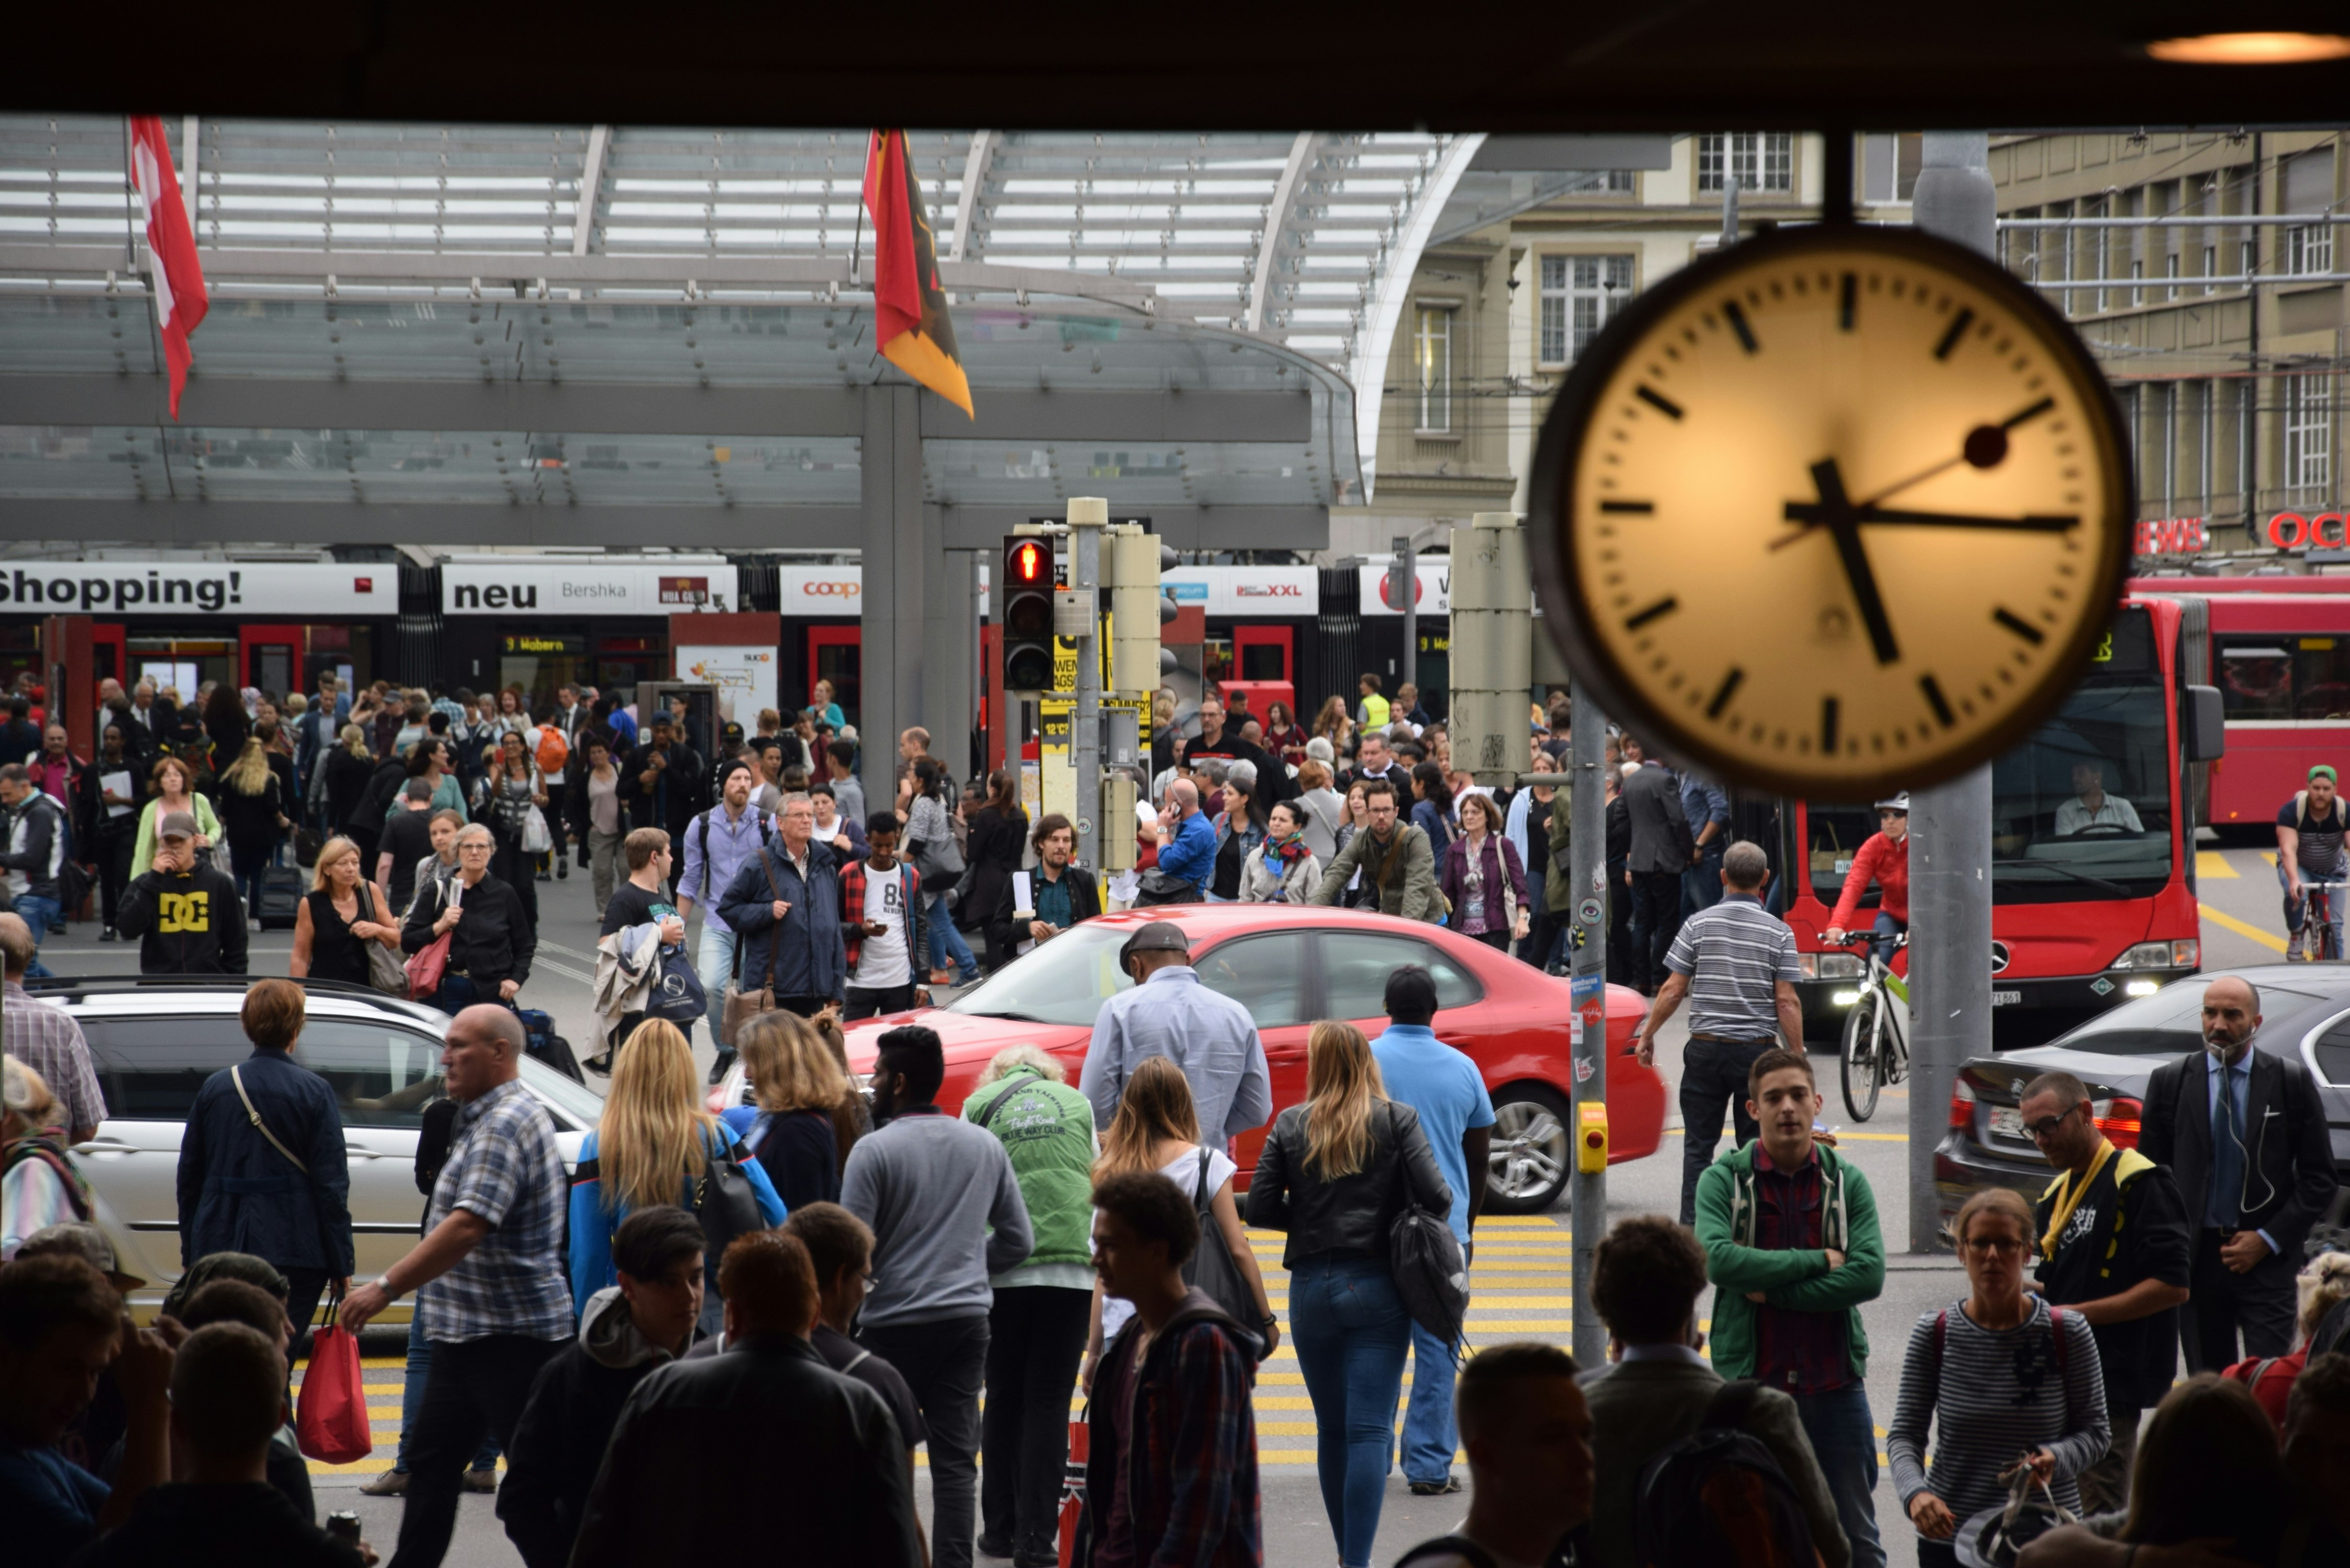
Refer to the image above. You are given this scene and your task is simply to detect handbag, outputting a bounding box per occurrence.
[406,929,452,999]
[295,1289,373,1464]
[521,804,554,855]
[913,825,964,885]
[719,855,787,1047]
[1133,868,1197,907]
[1385,1106,1470,1346]
[363,886,410,995]
[647,940,709,1025]
[1183,1149,1267,1360]
[688,1131,768,1332]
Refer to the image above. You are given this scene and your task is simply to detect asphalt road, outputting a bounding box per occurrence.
[44,840,2307,1568]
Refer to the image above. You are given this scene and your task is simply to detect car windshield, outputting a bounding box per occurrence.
[947,924,1135,1028]
[1990,607,2173,905]
[2048,978,2331,1055]
[519,1053,609,1128]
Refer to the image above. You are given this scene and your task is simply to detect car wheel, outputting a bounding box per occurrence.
[1484,1084,1572,1215]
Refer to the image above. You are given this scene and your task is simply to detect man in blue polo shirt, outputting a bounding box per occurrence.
[1370,965,1495,1497]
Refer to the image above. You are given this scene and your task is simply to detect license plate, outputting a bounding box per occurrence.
[1991,989,2022,1007]
[1989,1105,2025,1139]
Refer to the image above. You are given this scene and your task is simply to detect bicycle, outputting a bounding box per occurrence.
[1833,931,1911,1122]
[2296,880,2348,962]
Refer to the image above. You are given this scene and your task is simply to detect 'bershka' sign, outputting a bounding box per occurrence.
[442,563,738,616]
[0,562,394,616]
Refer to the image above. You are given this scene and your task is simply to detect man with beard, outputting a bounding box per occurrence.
[2139,975,2337,1372]
[841,1025,1034,1568]
[988,813,1099,960]
[621,713,705,881]
[1182,694,1297,822]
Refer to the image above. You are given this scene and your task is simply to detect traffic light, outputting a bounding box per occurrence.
[1002,533,1056,691]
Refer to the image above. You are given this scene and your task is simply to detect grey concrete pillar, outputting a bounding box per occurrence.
[860,385,926,810]
[1906,131,1997,1254]
[923,536,976,780]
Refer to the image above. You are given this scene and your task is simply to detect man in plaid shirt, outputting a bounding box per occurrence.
[343,1005,570,1568]
[0,913,105,1142]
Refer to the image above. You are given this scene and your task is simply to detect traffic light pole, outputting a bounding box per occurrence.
[1069,498,1107,869]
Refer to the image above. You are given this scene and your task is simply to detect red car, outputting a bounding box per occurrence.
[719,903,1665,1214]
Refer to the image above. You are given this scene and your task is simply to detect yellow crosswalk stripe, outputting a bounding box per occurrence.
[2195,850,2239,880]
[2201,903,2288,954]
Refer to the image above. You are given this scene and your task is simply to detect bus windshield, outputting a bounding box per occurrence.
[1989,608,2172,904]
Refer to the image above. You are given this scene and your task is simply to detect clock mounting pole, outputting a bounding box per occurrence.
[1820,127,1854,226]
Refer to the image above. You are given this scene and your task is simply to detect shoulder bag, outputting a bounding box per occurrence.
[363,885,411,995]
[405,883,454,999]
[690,1129,768,1332]
[913,815,965,885]
[231,1063,310,1173]
[719,853,788,1047]
[1184,1148,1268,1361]
[1386,1103,1470,1348]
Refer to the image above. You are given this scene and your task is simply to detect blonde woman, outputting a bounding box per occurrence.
[1084,1055,1277,1388]
[568,1018,784,1318]
[217,735,289,922]
[808,1008,872,1173]
[323,722,379,838]
[131,754,221,874]
[735,1012,854,1209]
[289,836,399,985]
[1245,1020,1450,1568]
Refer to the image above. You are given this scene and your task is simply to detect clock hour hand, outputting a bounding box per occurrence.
[1803,459,1902,666]
[1850,504,2079,532]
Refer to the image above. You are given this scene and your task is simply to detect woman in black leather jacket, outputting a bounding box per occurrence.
[1245,1020,1451,1568]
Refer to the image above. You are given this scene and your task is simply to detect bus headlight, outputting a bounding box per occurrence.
[2114,941,2189,970]
[1831,989,1861,1006]
[1810,954,1864,981]
[2124,979,2161,997]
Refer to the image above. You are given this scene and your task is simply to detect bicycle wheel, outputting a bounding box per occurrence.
[1840,991,1883,1122]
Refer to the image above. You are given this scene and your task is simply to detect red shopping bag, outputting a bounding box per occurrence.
[295,1320,374,1464]
[405,929,452,999]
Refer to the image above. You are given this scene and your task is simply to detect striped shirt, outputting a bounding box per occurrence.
[416,1078,572,1343]
[1886,1298,2109,1523]
[1663,893,1799,1040]
[3,981,106,1136]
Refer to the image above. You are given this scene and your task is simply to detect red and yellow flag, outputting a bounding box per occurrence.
[862,129,973,418]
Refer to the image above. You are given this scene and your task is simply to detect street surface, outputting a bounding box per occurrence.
[42,839,2301,1567]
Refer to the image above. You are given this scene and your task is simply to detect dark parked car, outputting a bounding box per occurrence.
[1934,965,2350,1239]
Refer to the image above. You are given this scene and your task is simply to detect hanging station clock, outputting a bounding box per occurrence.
[1527,223,2133,799]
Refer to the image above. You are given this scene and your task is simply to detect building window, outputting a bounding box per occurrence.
[2130,258,2144,308]
[2203,243,2217,295]
[1540,253,1634,365]
[2287,222,2335,278]
[2164,252,2180,302]
[2285,375,2333,498]
[2090,201,2110,313]
[2284,147,2336,279]
[1697,133,1794,194]
[1414,306,1452,433]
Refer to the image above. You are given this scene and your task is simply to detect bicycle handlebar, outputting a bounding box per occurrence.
[1827,930,1909,948]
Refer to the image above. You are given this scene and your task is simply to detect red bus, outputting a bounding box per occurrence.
[1783,597,2218,1049]
[2127,576,2350,830]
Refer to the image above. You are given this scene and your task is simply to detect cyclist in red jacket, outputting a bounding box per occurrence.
[1824,793,1910,965]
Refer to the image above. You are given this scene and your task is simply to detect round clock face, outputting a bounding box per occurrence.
[1529,224,2133,799]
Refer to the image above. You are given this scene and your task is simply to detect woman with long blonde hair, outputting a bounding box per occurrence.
[568,1018,784,1318]
[734,1011,854,1208]
[218,734,290,923]
[289,835,399,984]
[1083,1056,1277,1387]
[1245,1020,1452,1568]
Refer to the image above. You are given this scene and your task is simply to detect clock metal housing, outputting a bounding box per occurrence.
[1528,222,2133,800]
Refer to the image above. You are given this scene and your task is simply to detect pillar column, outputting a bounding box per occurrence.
[860,385,925,809]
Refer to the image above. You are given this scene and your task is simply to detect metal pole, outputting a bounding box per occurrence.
[1721,173,1740,247]
[1568,691,1608,1367]
[1397,534,1419,694]
[1070,498,1106,870]
[1905,132,1996,1254]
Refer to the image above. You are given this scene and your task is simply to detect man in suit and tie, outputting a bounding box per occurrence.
[1619,743,1693,995]
[2140,974,2339,1372]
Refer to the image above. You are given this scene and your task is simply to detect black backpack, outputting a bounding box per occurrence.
[1632,1379,1822,1568]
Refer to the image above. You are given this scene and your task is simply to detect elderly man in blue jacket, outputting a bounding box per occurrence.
[717,791,847,1016]
[1153,778,1217,896]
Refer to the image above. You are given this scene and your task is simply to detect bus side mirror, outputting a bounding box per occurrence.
[2183,685,2224,763]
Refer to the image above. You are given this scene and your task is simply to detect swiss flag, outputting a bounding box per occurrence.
[128,117,209,420]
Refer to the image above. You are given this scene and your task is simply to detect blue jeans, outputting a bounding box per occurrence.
[1288,1256,1411,1568]
[394,1312,501,1474]
[696,922,739,1048]
[1398,1316,1459,1484]
[13,894,57,976]
[424,973,514,1018]
[1682,839,1725,918]
[1792,1381,1884,1568]
[926,890,978,981]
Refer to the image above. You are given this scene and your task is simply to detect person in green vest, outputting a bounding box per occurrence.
[1356,672,1392,734]
[962,1045,1098,1568]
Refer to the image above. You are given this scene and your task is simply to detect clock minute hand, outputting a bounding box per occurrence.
[1851,505,2079,532]
[1806,459,1902,667]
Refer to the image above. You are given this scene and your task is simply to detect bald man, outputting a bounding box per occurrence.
[1154,778,1217,895]
[2140,975,2339,1373]
[342,1004,572,1568]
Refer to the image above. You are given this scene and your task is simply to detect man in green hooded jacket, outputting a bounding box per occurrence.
[1694,1047,1887,1568]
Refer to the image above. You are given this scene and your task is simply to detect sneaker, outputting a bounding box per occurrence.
[99,927,119,943]
[707,1053,736,1088]
[556,860,568,880]
[583,1052,613,1076]
[359,1470,409,1497]
[930,969,954,986]
[2288,947,2310,963]
[1407,1475,1462,1496]
[977,1536,1015,1560]
[535,871,552,883]
[464,1467,498,1493]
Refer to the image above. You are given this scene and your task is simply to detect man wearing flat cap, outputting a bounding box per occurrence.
[116,809,246,975]
[1079,919,1271,1148]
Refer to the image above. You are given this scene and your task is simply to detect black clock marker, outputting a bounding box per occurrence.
[1992,607,2046,644]
[1932,306,1976,361]
[1919,674,1956,728]
[1839,272,1857,331]
[1635,385,1684,420]
[1707,667,1745,719]
[1722,301,1758,354]
[1598,500,1655,515]
[1820,697,1840,756]
[1625,596,1679,631]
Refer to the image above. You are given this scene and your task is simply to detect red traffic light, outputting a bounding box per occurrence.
[1012,541,1044,584]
